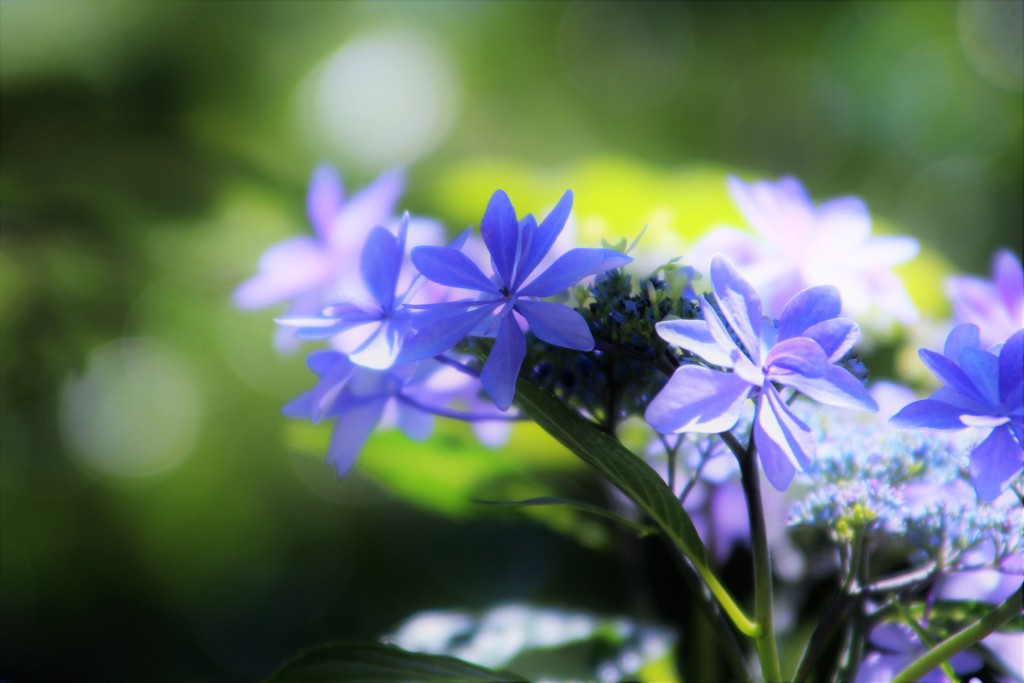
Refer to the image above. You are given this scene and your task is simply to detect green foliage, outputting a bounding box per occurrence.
[267,642,526,682]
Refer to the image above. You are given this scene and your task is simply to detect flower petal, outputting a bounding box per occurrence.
[959,346,1000,406]
[994,248,1024,320]
[765,337,827,381]
[360,227,402,311]
[307,164,344,242]
[655,319,734,367]
[777,285,841,341]
[515,299,594,351]
[710,254,763,364]
[999,328,1024,408]
[350,319,410,370]
[644,366,751,434]
[919,348,990,406]
[480,314,526,411]
[399,304,498,363]
[411,245,500,293]
[327,398,389,477]
[233,237,333,309]
[330,169,404,250]
[518,248,631,297]
[480,190,519,286]
[753,386,815,491]
[970,425,1024,502]
[784,364,879,411]
[891,399,977,430]
[515,190,573,288]
[307,350,347,377]
[944,323,981,361]
[801,318,861,363]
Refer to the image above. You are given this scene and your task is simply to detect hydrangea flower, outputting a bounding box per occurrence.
[945,248,1024,348]
[645,254,878,491]
[891,324,1024,501]
[400,189,631,410]
[688,176,919,325]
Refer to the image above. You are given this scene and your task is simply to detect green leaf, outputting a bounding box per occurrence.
[267,642,527,682]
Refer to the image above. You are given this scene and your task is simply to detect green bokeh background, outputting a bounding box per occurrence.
[1,1,1021,681]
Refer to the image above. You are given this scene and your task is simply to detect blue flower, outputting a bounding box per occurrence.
[400,189,631,410]
[891,324,1024,501]
[645,254,877,491]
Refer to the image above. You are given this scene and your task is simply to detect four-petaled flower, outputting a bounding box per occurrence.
[891,324,1024,501]
[400,189,631,410]
[645,254,878,491]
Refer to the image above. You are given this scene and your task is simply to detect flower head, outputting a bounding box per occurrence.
[689,176,919,326]
[400,190,631,410]
[891,324,1024,501]
[645,254,877,490]
[945,248,1024,348]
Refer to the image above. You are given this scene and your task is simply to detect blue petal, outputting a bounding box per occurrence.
[970,425,1024,502]
[710,255,763,365]
[999,328,1024,407]
[480,314,526,411]
[959,346,1000,406]
[331,169,404,249]
[919,348,990,406]
[327,398,389,477]
[311,355,357,423]
[398,304,498,363]
[655,319,734,367]
[514,190,573,288]
[644,365,751,434]
[360,227,401,311]
[282,389,315,419]
[765,337,827,381]
[515,299,594,351]
[480,190,519,286]
[801,318,860,363]
[777,285,841,341]
[307,350,347,377]
[307,164,344,242]
[349,319,408,370]
[753,385,815,491]
[944,323,981,361]
[783,364,879,411]
[411,246,499,293]
[891,399,976,430]
[518,248,632,297]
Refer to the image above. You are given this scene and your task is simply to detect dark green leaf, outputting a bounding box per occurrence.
[267,642,527,682]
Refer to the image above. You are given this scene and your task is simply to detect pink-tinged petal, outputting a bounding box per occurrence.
[411,246,499,294]
[754,386,815,491]
[399,304,497,363]
[944,323,981,361]
[307,164,344,242]
[233,237,333,309]
[515,299,594,351]
[959,346,1000,406]
[891,399,979,430]
[970,425,1024,502]
[515,190,573,287]
[848,235,919,267]
[710,254,763,364]
[329,169,404,250]
[785,364,879,411]
[801,318,860,363]
[644,366,751,434]
[728,176,814,245]
[480,314,526,411]
[518,248,631,297]
[777,285,841,341]
[815,196,871,246]
[327,398,388,477]
[480,190,519,286]
[765,337,827,381]
[999,328,1024,407]
[655,319,734,367]
[919,348,989,405]
[993,248,1024,320]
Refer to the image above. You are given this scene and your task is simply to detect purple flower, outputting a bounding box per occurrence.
[855,623,983,683]
[400,189,631,410]
[284,350,509,476]
[891,324,1024,501]
[645,254,877,491]
[688,176,919,325]
[233,165,413,350]
[945,248,1024,348]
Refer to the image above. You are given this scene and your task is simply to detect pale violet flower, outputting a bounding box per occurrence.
[689,176,919,325]
[945,248,1024,348]
[891,324,1024,501]
[645,254,877,491]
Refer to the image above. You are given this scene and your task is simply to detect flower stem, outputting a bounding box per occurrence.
[891,584,1023,683]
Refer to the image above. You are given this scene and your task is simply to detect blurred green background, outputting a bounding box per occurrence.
[1,1,1021,681]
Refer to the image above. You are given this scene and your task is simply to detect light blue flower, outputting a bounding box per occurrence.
[891,324,1024,501]
[645,254,877,491]
[400,189,631,410]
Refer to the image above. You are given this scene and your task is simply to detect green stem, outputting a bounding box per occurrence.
[892,584,1023,683]
[894,599,959,683]
[725,431,783,682]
